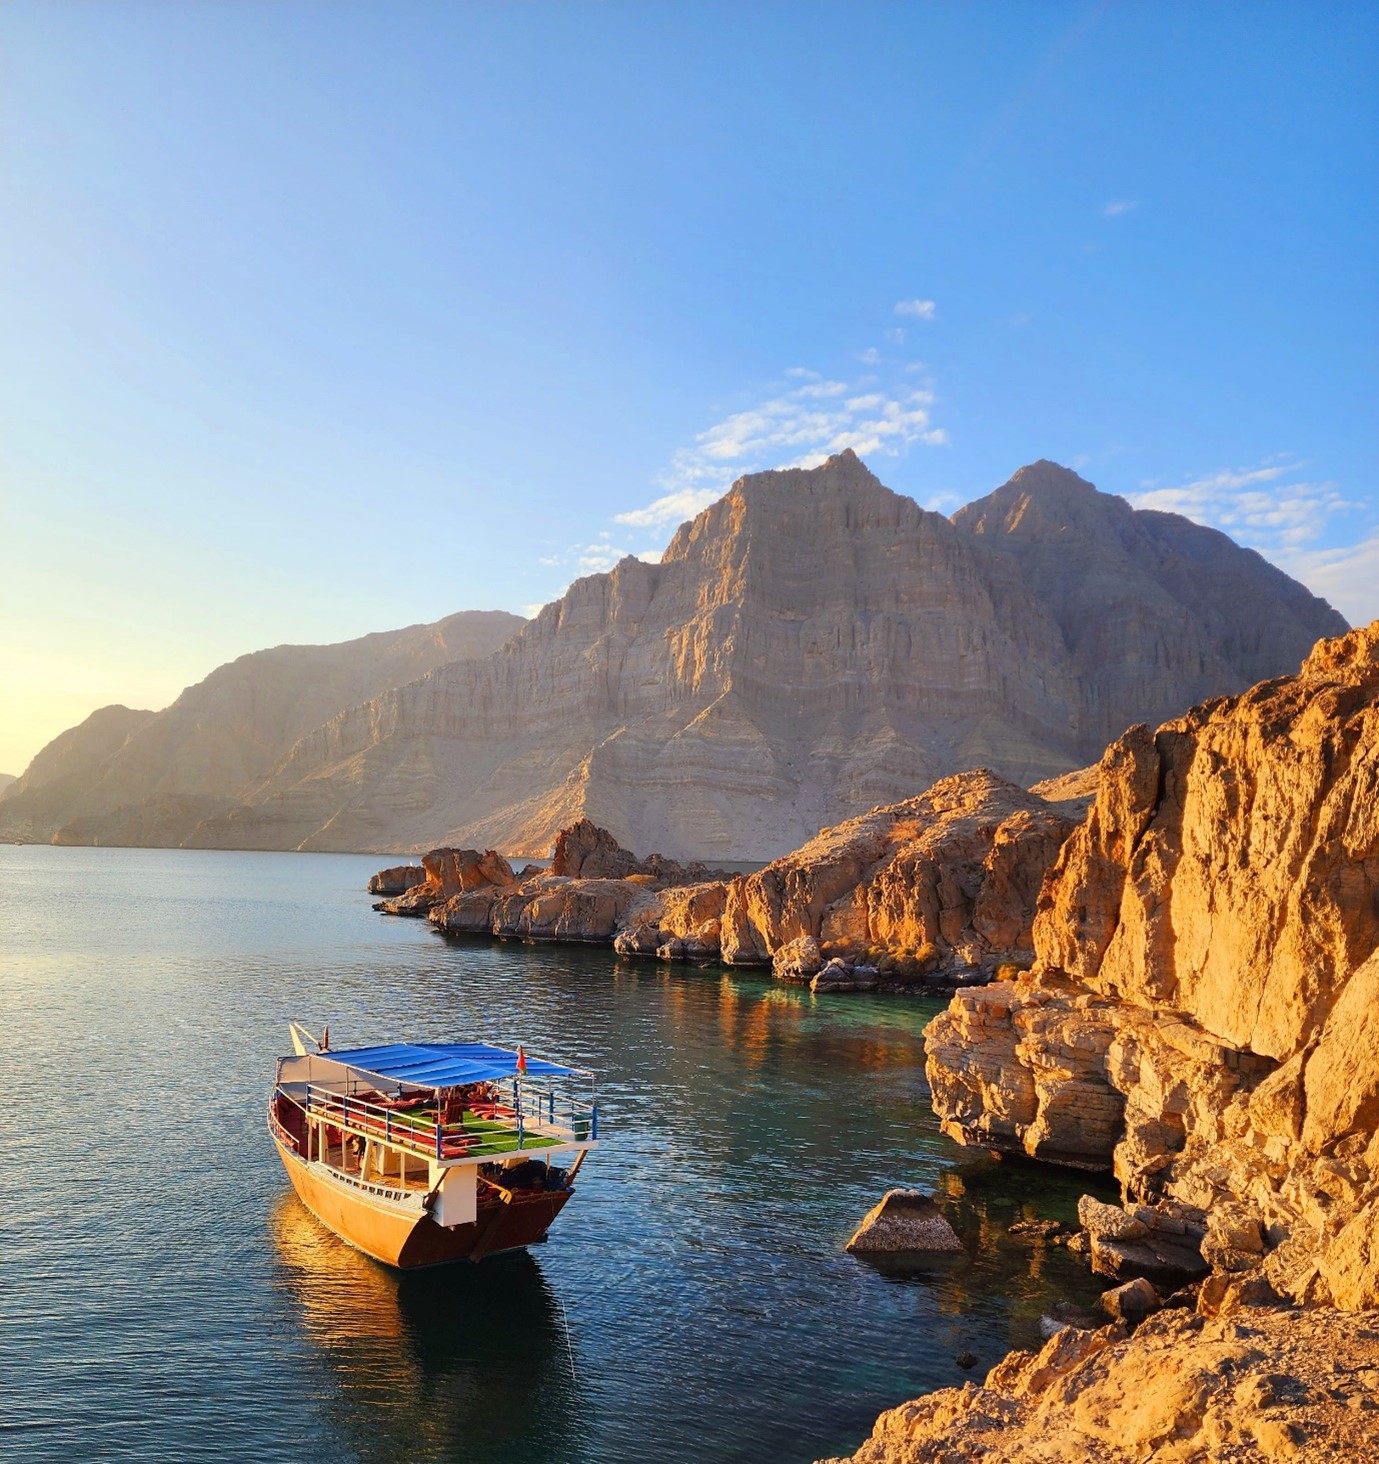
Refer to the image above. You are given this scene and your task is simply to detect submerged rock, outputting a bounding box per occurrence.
[845,1189,964,1256]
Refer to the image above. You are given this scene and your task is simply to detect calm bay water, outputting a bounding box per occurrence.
[0,846,1108,1463]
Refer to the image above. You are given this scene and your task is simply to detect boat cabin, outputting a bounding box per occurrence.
[270,1040,598,1229]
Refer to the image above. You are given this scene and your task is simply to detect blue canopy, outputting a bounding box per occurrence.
[323,1041,580,1089]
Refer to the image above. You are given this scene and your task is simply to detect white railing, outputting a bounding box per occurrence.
[285,1079,598,1163]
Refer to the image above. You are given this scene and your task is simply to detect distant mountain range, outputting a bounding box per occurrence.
[0,611,523,847]
[1,453,1346,858]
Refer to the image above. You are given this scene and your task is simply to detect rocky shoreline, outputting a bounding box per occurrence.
[369,623,1379,1461]
[371,770,1093,996]
[825,623,1379,1460]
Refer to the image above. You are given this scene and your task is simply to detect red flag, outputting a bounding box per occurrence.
[516,1044,528,1074]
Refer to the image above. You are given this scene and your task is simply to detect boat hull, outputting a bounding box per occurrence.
[272,1134,572,1269]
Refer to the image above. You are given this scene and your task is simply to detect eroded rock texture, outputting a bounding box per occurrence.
[380,773,1084,984]
[925,624,1379,1310]
[820,1304,1379,1464]
[719,769,1081,981]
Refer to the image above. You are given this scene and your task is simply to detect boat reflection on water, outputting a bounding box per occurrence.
[270,1194,586,1464]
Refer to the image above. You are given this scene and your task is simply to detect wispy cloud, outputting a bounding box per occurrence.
[1127,456,1374,622]
[1273,537,1379,628]
[612,367,948,533]
[613,488,723,531]
[1129,459,1353,551]
[531,541,666,577]
[1102,199,1139,217]
[894,298,937,319]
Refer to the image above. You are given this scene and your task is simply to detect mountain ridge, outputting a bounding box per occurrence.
[156,451,1343,859]
[0,609,525,846]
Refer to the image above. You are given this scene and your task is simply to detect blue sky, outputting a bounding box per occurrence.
[2,2,1376,774]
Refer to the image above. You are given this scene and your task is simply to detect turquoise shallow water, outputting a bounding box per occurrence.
[0,845,1110,1463]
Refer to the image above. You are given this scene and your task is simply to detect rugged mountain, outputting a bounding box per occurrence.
[0,610,524,845]
[951,460,1348,749]
[0,774,15,795]
[190,451,1343,858]
[925,622,1379,1309]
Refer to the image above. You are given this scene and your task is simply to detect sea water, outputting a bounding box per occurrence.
[0,845,1110,1463]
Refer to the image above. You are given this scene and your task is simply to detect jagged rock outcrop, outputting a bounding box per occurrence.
[184,453,1341,858]
[0,611,524,847]
[821,1303,1379,1463]
[550,817,729,882]
[387,775,1084,983]
[925,623,1379,1310]
[375,846,519,916]
[367,864,424,895]
[720,769,1083,981]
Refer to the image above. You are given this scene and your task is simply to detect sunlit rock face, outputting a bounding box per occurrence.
[821,1304,1379,1464]
[926,623,1379,1309]
[180,452,1341,859]
[717,768,1083,977]
[0,611,525,847]
[382,770,1084,984]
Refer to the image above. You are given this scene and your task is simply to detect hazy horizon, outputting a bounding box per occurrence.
[2,3,1375,775]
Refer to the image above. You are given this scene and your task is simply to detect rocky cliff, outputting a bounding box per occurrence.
[925,623,1379,1311]
[192,452,1342,858]
[0,610,524,846]
[824,1303,1379,1463]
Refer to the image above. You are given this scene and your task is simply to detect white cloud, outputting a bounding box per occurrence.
[562,541,658,573]
[894,298,937,319]
[1103,199,1139,217]
[1128,459,1353,550]
[1274,537,1379,628]
[611,367,948,535]
[1127,457,1377,621]
[614,487,723,530]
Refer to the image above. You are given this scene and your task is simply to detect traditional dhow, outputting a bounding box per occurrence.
[268,1027,598,1268]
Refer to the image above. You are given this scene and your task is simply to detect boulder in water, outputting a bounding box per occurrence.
[845,1189,964,1255]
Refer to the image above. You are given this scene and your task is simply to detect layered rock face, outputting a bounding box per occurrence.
[189,453,1340,858]
[925,624,1379,1310]
[952,460,1347,751]
[824,1304,1379,1464]
[0,611,524,846]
